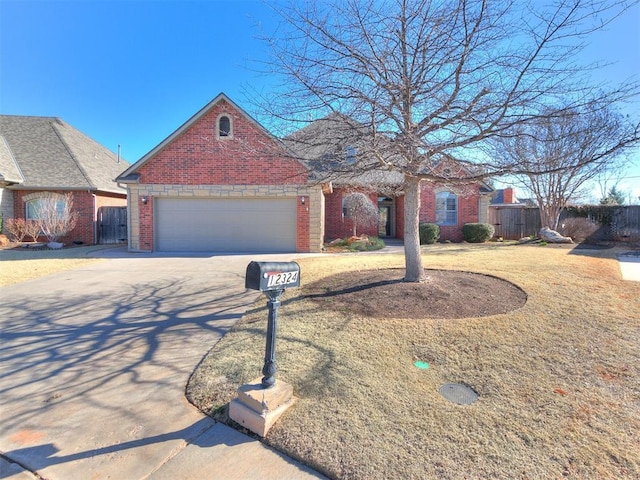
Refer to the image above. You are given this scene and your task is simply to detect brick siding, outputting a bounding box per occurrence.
[324,187,379,241]
[127,99,321,253]
[12,190,125,245]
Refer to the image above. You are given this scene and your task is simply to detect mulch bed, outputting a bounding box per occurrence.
[303,268,527,319]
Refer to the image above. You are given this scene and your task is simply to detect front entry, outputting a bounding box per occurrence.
[378,197,395,237]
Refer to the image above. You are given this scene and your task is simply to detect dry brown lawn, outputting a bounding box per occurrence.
[188,243,640,480]
[0,245,109,286]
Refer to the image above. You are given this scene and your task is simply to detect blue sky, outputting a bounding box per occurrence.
[1,0,639,202]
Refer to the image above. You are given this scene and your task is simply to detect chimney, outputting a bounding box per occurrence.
[503,187,515,204]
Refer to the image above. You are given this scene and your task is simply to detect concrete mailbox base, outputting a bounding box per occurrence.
[228,378,296,437]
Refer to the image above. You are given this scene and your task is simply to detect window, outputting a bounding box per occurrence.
[26,197,65,220]
[436,191,457,226]
[218,115,232,138]
[345,145,357,164]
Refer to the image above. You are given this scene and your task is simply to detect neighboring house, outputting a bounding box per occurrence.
[0,115,129,245]
[489,187,540,239]
[490,187,535,207]
[286,114,494,243]
[116,93,324,253]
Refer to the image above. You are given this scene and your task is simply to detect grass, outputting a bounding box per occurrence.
[187,243,640,479]
[0,244,112,286]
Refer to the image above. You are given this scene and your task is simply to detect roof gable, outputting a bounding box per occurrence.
[117,93,277,181]
[0,115,128,192]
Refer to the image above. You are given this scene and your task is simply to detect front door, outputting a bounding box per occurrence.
[377,196,395,237]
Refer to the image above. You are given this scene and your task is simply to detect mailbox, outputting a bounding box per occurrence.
[245,261,300,292]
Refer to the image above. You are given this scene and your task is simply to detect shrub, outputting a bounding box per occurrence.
[32,192,78,243]
[558,217,600,243]
[24,220,42,242]
[349,236,385,251]
[343,192,379,236]
[5,218,29,242]
[419,223,440,244]
[5,218,42,243]
[463,223,495,243]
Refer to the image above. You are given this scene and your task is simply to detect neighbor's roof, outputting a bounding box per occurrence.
[0,115,129,193]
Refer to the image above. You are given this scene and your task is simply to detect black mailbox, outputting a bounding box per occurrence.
[245,261,300,292]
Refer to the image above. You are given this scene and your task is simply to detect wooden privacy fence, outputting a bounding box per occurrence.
[98,206,127,244]
[489,206,541,240]
[489,205,640,242]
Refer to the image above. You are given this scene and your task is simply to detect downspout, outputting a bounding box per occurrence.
[92,192,97,244]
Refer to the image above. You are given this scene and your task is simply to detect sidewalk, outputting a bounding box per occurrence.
[1,420,324,480]
[618,251,640,281]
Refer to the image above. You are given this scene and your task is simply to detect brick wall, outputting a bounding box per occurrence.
[12,190,125,245]
[126,99,322,253]
[418,182,481,242]
[137,100,308,186]
[324,187,379,241]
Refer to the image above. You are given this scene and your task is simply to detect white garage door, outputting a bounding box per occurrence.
[155,198,297,252]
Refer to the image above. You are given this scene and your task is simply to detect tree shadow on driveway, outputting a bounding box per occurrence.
[0,268,263,478]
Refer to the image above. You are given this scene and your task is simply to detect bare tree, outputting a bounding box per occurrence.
[343,192,379,236]
[256,0,639,281]
[32,193,79,244]
[493,102,636,229]
[24,219,42,243]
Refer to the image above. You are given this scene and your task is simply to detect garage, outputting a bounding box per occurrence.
[155,197,297,252]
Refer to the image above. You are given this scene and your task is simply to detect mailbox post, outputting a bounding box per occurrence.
[229,261,300,437]
[245,261,300,388]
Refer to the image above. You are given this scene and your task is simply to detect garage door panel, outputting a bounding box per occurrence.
[156,198,296,252]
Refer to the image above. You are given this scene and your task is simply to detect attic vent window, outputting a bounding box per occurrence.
[345,145,357,164]
[218,115,233,139]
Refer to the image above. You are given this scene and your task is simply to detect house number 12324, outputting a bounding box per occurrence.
[266,271,299,288]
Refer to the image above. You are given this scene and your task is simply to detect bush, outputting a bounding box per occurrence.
[32,192,78,242]
[349,236,385,251]
[5,218,41,242]
[558,217,600,243]
[419,223,440,244]
[463,223,495,243]
[5,218,29,242]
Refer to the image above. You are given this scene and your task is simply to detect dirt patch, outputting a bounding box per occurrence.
[304,268,527,319]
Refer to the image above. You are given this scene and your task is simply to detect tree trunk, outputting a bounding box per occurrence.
[403,175,424,282]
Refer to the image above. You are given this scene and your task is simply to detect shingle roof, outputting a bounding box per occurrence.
[0,115,128,193]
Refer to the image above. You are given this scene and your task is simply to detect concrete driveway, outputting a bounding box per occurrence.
[0,250,324,479]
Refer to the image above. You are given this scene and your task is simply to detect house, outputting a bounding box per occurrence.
[285,113,494,243]
[116,93,324,253]
[117,94,494,253]
[0,115,129,245]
